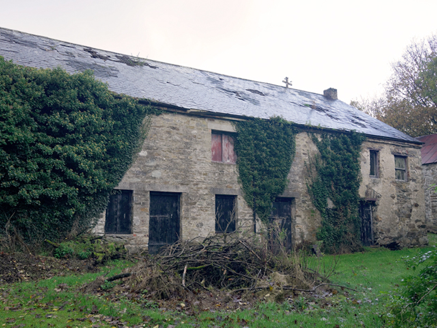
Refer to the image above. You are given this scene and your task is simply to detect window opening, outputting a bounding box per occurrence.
[211,132,236,164]
[105,190,132,234]
[215,195,236,233]
[369,150,378,177]
[394,156,407,181]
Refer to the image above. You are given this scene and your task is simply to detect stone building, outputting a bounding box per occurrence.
[417,134,437,233]
[0,27,427,251]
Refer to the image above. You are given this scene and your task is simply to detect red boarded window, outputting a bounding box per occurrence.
[211,132,236,164]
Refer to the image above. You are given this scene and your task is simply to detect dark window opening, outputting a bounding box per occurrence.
[215,195,236,233]
[105,190,132,234]
[395,156,407,181]
[369,150,378,178]
[211,132,236,164]
[149,192,181,254]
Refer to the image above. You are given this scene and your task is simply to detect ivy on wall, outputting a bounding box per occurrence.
[234,117,296,226]
[306,131,365,254]
[0,57,160,242]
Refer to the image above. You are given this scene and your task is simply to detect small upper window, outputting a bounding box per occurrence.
[369,150,378,178]
[211,132,236,164]
[394,156,407,181]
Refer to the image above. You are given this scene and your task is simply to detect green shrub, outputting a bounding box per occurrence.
[0,57,159,242]
[52,236,126,263]
[100,281,116,290]
[53,244,74,259]
[387,247,437,327]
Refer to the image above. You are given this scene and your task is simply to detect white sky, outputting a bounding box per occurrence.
[1,0,437,103]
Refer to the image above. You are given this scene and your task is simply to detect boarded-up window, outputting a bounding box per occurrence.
[369,150,378,177]
[395,156,407,181]
[215,195,236,233]
[211,132,236,164]
[105,190,132,234]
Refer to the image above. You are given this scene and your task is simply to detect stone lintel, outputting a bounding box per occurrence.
[278,191,300,198]
[210,187,241,195]
[115,183,189,193]
[208,121,236,133]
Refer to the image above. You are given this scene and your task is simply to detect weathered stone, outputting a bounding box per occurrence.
[359,138,427,247]
[94,114,427,250]
[422,163,437,232]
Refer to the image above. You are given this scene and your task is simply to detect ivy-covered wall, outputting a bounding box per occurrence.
[306,132,366,253]
[92,113,427,252]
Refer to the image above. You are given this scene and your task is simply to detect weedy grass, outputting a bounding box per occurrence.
[1,235,436,327]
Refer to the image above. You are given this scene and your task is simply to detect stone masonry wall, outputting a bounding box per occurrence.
[94,113,254,251]
[359,138,427,247]
[423,163,437,233]
[94,113,427,250]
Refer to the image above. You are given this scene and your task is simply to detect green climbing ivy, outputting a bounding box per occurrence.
[306,131,365,254]
[234,117,296,224]
[0,57,160,242]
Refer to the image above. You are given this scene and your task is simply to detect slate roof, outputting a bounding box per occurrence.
[0,27,420,144]
[417,134,437,164]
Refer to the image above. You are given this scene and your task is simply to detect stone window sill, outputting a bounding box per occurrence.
[211,161,236,165]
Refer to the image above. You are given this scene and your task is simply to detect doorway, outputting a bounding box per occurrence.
[149,192,181,254]
[360,201,374,246]
[268,197,293,253]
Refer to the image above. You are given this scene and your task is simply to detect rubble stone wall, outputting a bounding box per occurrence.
[359,138,427,247]
[422,163,437,233]
[94,113,427,250]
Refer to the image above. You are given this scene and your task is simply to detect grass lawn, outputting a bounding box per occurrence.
[1,235,436,327]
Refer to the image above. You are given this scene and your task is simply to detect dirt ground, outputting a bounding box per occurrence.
[0,251,98,284]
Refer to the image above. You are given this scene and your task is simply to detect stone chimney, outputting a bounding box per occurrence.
[323,88,337,100]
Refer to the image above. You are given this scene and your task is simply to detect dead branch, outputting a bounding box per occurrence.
[105,273,132,282]
[44,239,60,248]
[182,264,187,287]
[111,233,329,300]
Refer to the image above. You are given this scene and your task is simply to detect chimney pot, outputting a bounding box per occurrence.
[324,88,337,100]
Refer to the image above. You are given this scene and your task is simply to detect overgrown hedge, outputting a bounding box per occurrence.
[0,57,159,242]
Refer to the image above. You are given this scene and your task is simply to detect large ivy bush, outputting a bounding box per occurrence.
[306,131,365,253]
[0,57,158,242]
[234,117,296,225]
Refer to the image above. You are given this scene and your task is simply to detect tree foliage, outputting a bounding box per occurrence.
[0,57,159,241]
[306,131,365,254]
[234,117,296,224]
[353,35,437,137]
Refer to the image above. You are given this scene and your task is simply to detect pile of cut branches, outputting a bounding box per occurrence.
[107,233,327,300]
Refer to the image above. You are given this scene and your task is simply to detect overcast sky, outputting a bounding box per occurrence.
[1,0,437,103]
